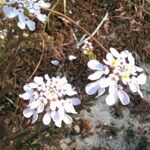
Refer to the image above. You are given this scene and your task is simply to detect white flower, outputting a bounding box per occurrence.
[68,55,77,61]
[106,85,130,106]
[129,73,146,98]
[2,0,51,31]
[19,75,80,127]
[86,47,147,106]
[51,60,60,66]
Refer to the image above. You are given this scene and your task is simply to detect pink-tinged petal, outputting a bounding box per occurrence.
[58,107,65,119]
[19,93,31,100]
[85,81,99,95]
[99,77,110,88]
[88,71,103,80]
[37,104,44,113]
[28,83,38,88]
[50,101,57,111]
[63,114,73,125]
[129,82,138,93]
[128,53,135,65]
[106,93,117,106]
[95,88,105,98]
[34,76,43,85]
[29,101,39,109]
[110,48,120,58]
[87,60,104,70]
[137,74,146,85]
[43,113,51,125]
[120,50,129,58]
[117,90,130,105]
[32,112,38,123]
[26,20,36,31]
[71,98,81,105]
[23,108,34,118]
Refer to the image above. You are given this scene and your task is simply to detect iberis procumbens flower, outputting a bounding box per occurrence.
[2,0,51,31]
[19,75,80,127]
[86,48,146,106]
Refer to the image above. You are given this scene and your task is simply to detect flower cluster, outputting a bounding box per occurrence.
[86,48,146,106]
[81,40,94,55]
[2,0,51,31]
[19,75,80,127]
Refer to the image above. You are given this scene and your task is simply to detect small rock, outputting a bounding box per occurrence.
[74,125,80,134]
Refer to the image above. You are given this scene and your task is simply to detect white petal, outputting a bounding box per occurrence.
[30,101,39,109]
[36,13,46,22]
[23,84,33,92]
[117,90,130,105]
[129,82,138,93]
[19,93,31,100]
[28,83,38,88]
[106,93,117,106]
[106,52,114,61]
[87,60,104,70]
[39,1,51,8]
[70,98,81,105]
[32,112,38,123]
[88,71,103,80]
[108,81,118,94]
[26,20,36,31]
[135,66,143,72]
[64,102,77,114]
[85,81,99,95]
[54,119,62,128]
[34,76,43,85]
[68,55,77,61]
[17,12,26,23]
[66,90,77,96]
[23,108,34,118]
[43,113,51,125]
[137,74,146,85]
[17,22,26,29]
[50,101,57,111]
[99,77,110,88]
[128,53,135,65]
[120,50,129,58]
[63,114,73,125]
[110,48,120,58]
[3,5,17,18]
[103,59,110,65]
[37,104,44,113]
[138,89,144,98]
[95,88,105,98]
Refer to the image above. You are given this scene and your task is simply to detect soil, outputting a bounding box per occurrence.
[0,0,150,149]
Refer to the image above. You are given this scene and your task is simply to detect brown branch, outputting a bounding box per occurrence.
[44,8,108,53]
